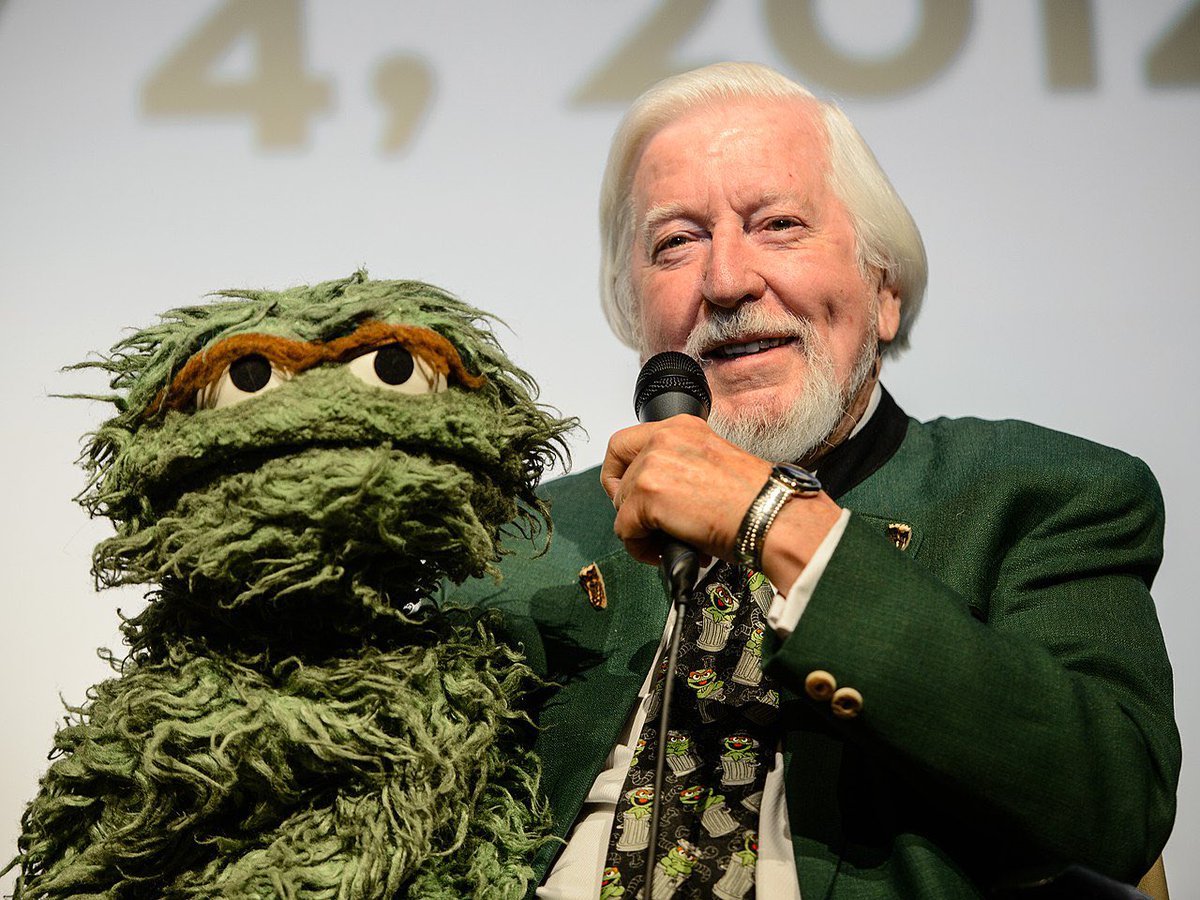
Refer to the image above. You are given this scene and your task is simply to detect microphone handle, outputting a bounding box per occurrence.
[631,352,713,893]
[659,537,700,606]
[636,403,707,603]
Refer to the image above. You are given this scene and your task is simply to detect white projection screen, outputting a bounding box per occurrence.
[1,0,1197,893]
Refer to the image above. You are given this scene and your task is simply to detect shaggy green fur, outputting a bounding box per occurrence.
[10,273,574,898]
[77,274,566,601]
[18,613,541,899]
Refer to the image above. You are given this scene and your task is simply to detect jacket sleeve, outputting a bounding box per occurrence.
[760,449,1180,884]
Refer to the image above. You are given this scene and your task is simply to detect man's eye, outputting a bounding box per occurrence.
[654,234,692,258]
[196,353,289,410]
[766,217,800,231]
[347,344,447,395]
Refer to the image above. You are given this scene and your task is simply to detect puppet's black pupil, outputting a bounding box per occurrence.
[229,354,272,392]
[374,345,415,385]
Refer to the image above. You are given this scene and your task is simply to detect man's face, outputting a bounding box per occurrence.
[630,98,900,442]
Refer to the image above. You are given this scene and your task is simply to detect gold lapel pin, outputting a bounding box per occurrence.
[886,523,913,551]
[578,562,607,610]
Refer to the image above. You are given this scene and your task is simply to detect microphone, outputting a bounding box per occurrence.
[632,352,712,888]
[633,351,712,602]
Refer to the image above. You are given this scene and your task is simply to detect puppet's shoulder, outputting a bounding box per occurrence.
[449,465,618,607]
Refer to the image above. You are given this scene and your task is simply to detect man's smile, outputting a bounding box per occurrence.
[703,335,797,361]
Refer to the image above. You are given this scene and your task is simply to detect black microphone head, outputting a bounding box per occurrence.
[634,351,711,423]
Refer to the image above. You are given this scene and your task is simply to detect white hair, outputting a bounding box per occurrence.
[598,62,928,357]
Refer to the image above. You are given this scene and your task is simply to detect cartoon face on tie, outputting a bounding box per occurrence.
[744,832,759,857]
[733,623,767,687]
[626,786,655,810]
[698,583,741,651]
[722,734,759,758]
[690,668,723,701]
[658,840,700,877]
[719,734,761,787]
[734,624,763,667]
[706,584,740,621]
[664,729,701,776]
[666,730,692,755]
[679,784,707,808]
[600,865,626,899]
[745,569,776,615]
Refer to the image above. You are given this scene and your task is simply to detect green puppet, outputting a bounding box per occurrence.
[8,273,574,899]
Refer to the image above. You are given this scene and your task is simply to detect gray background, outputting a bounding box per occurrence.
[2,0,1196,893]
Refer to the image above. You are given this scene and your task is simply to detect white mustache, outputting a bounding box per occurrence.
[683,305,816,361]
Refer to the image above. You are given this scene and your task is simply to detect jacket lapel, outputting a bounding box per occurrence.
[527,549,668,885]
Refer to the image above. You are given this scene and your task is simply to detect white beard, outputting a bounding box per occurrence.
[682,304,877,464]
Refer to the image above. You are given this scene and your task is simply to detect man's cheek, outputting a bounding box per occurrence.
[637,308,670,354]
[647,308,693,354]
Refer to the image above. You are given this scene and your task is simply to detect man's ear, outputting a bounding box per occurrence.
[876,285,901,345]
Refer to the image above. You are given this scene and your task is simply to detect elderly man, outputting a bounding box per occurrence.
[456,63,1179,899]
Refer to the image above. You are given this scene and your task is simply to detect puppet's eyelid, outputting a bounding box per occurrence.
[347,344,447,395]
[196,354,290,410]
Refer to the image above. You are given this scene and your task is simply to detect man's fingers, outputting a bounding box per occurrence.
[601,416,708,500]
[600,422,656,502]
[602,416,763,561]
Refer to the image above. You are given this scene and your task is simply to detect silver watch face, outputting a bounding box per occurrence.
[774,463,822,494]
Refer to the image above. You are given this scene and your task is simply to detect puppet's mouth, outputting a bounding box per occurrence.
[143,441,472,516]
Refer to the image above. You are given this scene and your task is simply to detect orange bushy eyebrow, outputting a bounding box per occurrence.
[150,321,486,415]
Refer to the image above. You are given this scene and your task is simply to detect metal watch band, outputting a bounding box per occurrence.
[733,464,822,569]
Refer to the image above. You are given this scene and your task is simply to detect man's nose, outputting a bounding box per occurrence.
[701,230,765,308]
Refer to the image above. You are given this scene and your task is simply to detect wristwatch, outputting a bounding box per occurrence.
[733,463,822,569]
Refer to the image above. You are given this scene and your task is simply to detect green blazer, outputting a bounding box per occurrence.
[452,413,1180,898]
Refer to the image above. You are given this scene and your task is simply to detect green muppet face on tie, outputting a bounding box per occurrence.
[77,272,573,620]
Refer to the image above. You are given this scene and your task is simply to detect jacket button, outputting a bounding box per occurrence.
[804,669,837,701]
[831,686,864,719]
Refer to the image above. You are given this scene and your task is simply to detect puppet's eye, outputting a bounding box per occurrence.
[196,354,289,409]
[348,344,447,394]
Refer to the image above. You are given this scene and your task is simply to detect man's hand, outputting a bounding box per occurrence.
[601,414,843,594]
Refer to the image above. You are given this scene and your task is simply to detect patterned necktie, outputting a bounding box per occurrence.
[603,562,778,900]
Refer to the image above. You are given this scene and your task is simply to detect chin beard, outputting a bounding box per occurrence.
[684,304,878,464]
